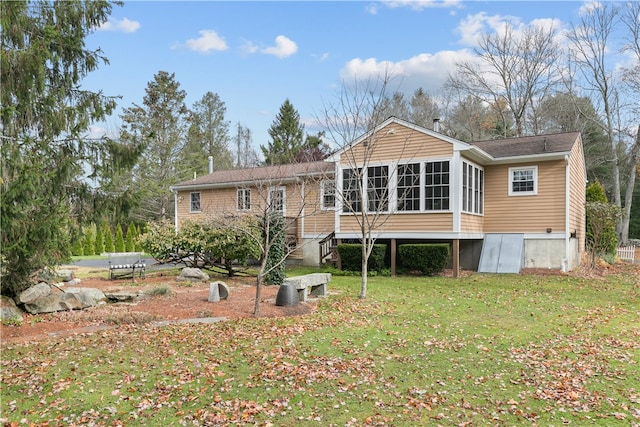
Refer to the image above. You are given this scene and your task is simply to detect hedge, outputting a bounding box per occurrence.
[337,243,387,272]
[399,243,449,276]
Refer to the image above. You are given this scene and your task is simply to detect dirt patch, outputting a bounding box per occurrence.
[1,272,317,345]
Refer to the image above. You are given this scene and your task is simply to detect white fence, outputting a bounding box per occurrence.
[616,246,636,262]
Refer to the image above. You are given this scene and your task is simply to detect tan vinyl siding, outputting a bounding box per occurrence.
[339,123,452,165]
[483,160,566,233]
[461,213,484,233]
[568,140,586,251]
[339,212,452,233]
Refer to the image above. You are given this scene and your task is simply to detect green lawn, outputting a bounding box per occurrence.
[2,266,639,426]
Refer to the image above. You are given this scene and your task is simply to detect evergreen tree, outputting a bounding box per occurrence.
[263,212,286,285]
[120,71,189,222]
[179,92,234,176]
[94,223,105,255]
[126,222,136,252]
[114,224,125,253]
[83,227,95,256]
[135,224,144,252]
[104,224,115,254]
[261,99,305,165]
[1,1,119,296]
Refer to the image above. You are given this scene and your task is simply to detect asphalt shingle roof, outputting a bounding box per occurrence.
[468,132,580,158]
[171,161,334,189]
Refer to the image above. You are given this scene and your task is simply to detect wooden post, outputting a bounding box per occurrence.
[391,239,397,276]
[452,239,460,278]
[336,238,342,270]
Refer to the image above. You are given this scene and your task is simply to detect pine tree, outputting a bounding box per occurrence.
[114,224,126,253]
[83,227,95,256]
[261,99,305,165]
[0,1,119,296]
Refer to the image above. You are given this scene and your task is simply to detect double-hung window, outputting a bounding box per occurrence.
[397,163,421,211]
[321,180,336,210]
[237,188,251,211]
[425,161,450,211]
[367,165,389,212]
[190,192,201,213]
[342,168,362,213]
[268,187,285,213]
[509,166,537,196]
[462,161,484,214]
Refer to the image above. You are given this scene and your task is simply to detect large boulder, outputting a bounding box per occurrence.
[0,296,23,324]
[16,283,51,305]
[177,267,209,282]
[64,287,107,306]
[22,292,86,314]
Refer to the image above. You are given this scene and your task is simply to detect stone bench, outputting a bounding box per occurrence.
[282,273,330,302]
[108,253,146,280]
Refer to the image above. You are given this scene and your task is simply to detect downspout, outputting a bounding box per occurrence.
[564,155,570,272]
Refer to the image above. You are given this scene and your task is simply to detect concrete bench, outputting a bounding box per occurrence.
[108,253,146,281]
[282,273,330,302]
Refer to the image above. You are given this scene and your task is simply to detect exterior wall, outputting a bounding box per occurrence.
[568,140,587,258]
[461,213,484,233]
[338,212,453,234]
[483,160,566,234]
[339,123,453,165]
[523,239,566,269]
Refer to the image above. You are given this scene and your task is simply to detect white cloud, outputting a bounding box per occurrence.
[99,17,140,33]
[367,0,462,14]
[261,35,298,58]
[186,30,228,53]
[240,39,259,55]
[339,49,475,94]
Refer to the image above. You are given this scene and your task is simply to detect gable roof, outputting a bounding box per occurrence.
[170,161,334,191]
[468,132,581,159]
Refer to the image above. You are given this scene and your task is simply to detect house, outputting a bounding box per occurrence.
[170,117,586,274]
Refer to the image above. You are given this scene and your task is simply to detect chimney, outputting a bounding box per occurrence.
[433,118,440,133]
[208,156,214,174]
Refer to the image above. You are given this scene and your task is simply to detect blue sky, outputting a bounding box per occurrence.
[82,1,589,156]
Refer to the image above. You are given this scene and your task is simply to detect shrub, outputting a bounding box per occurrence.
[114,224,125,253]
[586,181,618,258]
[125,222,136,253]
[94,223,105,255]
[399,243,449,276]
[263,212,286,285]
[103,224,115,254]
[337,243,387,272]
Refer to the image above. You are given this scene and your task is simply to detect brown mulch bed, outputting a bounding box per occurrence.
[1,272,316,345]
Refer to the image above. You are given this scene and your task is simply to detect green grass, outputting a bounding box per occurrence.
[2,266,639,426]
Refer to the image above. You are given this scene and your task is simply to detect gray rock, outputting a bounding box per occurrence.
[104,291,141,302]
[16,283,51,305]
[177,267,209,282]
[23,292,86,314]
[0,296,23,324]
[64,287,107,305]
[55,269,75,282]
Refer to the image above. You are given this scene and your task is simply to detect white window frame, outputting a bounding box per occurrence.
[424,160,450,211]
[341,167,362,213]
[462,160,484,215]
[320,179,336,210]
[509,166,538,196]
[366,165,389,213]
[397,162,421,212]
[190,192,201,213]
[237,188,251,211]
[268,186,286,214]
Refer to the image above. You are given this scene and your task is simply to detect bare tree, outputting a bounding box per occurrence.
[320,72,426,299]
[447,22,561,137]
[205,162,330,315]
[568,2,640,244]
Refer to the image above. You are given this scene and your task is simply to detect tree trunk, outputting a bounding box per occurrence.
[359,242,368,299]
[618,126,640,245]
